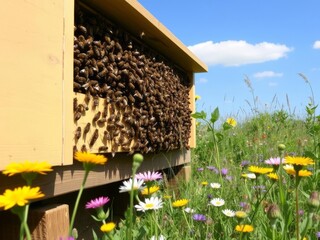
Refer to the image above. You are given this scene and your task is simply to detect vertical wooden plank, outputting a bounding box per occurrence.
[0,0,65,168]
[189,72,196,148]
[62,0,75,165]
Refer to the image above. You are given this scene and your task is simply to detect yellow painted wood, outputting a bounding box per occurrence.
[0,0,72,168]
[188,73,196,148]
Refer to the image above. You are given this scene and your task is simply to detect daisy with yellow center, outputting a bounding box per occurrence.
[226,118,237,127]
[141,185,160,195]
[235,211,247,219]
[100,222,116,233]
[0,186,44,210]
[172,199,189,208]
[3,161,52,176]
[135,197,163,212]
[248,166,273,175]
[235,224,254,232]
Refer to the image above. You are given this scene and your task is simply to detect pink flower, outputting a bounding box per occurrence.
[265,157,283,165]
[85,196,110,209]
[135,171,162,182]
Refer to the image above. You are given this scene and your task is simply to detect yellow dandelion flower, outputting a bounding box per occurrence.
[74,152,107,165]
[195,95,201,101]
[172,199,189,208]
[285,168,313,177]
[100,222,116,233]
[0,186,44,210]
[284,156,314,166]
[3,161,52,176]
[235,224,254,232]
[248,166,273,175]
[235,211,247,219]
[141,185,160,195]
[201,181,208,186]
[226,118,237,127]
[267,172,279,180]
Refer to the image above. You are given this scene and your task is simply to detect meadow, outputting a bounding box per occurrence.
[0,76,319,240]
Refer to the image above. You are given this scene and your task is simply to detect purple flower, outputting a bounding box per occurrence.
[197,167,204,172]
[240,160,250,167]
[225,175,233,181]
[265,157,283,165]
[316,232,320,239]
[298,209,304,216]
[135,171,162,182]
[207,166,219,174]
[193,214,206,222]
[85,196,110,209]
[207,194,213,200]
[221,168,228,176]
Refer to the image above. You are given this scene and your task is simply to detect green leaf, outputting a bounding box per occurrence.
[210,107,219,124]
[191,111,207,119]
[92,229,98,240]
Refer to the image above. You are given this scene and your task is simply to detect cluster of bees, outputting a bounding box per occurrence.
[73,4,192,155]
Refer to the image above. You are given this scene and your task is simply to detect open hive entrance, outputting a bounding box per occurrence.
[73,2,192,155]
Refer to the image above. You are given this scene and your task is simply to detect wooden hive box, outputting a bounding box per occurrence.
[0,0,207,198]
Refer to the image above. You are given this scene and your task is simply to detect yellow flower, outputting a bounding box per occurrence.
[172,199,189,208]
[141,186,160,195]
[195,95,201,101]
[100,222,116,233]
[235,211,247,219]
[248,166,273,175]
[3,161,52,176]
[201,181,208,186]
[74,152,107,165]
[0,186,44,210]
[235,224,254,232]
[285,168,312,177]
[226,118,237,127]
[284,156,314,166]
[267,172,279,180]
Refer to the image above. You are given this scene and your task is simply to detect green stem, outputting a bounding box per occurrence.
[69,169,90,236]
[295,175,300,240]
[182,208,192,233]
[23,205,32,240]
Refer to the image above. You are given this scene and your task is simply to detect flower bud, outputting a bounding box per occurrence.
[278,144,286,151]
[266,204,281,220]
[308,191,320,209]
[132,153,144,170]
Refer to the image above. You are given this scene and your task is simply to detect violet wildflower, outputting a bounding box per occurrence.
[193,213,207,222]
[85,196,110,209]
[221,168,228,176]
[135,171,162,182]
[316,232,320,239]
[240,160,250,168]
[197,167,204,172]
[207,166,219,174]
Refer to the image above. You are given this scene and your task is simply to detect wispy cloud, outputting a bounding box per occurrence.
[188,40,292,67]
[313,40,320,49]
[196,78,208,84]
[253,71,283,78]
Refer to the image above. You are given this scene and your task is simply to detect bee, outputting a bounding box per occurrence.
[74,112,81,121]
[73,145,78,155]
[81,144,87,152]
[89,129,99,148]
[98,146,108,152]
[97,118,107,125]
[78,25,87,35]
[73,98,78,111]
[92,111,101,122]
[75,127,81,141]
[83,122,91,136]
[93,96,99,107]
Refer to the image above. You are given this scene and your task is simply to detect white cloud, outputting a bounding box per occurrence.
[313,40,320,49]
[188,40,292,66]
[196,78,208,84]
[253,71,283,78]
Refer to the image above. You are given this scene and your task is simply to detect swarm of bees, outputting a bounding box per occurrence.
[73,3,192,156]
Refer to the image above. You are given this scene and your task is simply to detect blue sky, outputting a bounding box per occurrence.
[139,0,320,120]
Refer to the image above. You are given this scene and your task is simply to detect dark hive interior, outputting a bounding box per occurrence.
[73,3,192,155]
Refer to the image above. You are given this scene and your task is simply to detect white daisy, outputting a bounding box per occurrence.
[222,209,235,217]
[210,198,225,207]
[241,173,256,179]
[119,178,144,193]
[210,183,221,189]
[184,207,195,213]
[135,196,163,212]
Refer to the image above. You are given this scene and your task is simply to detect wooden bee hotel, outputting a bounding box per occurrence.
[0,0,207,238]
